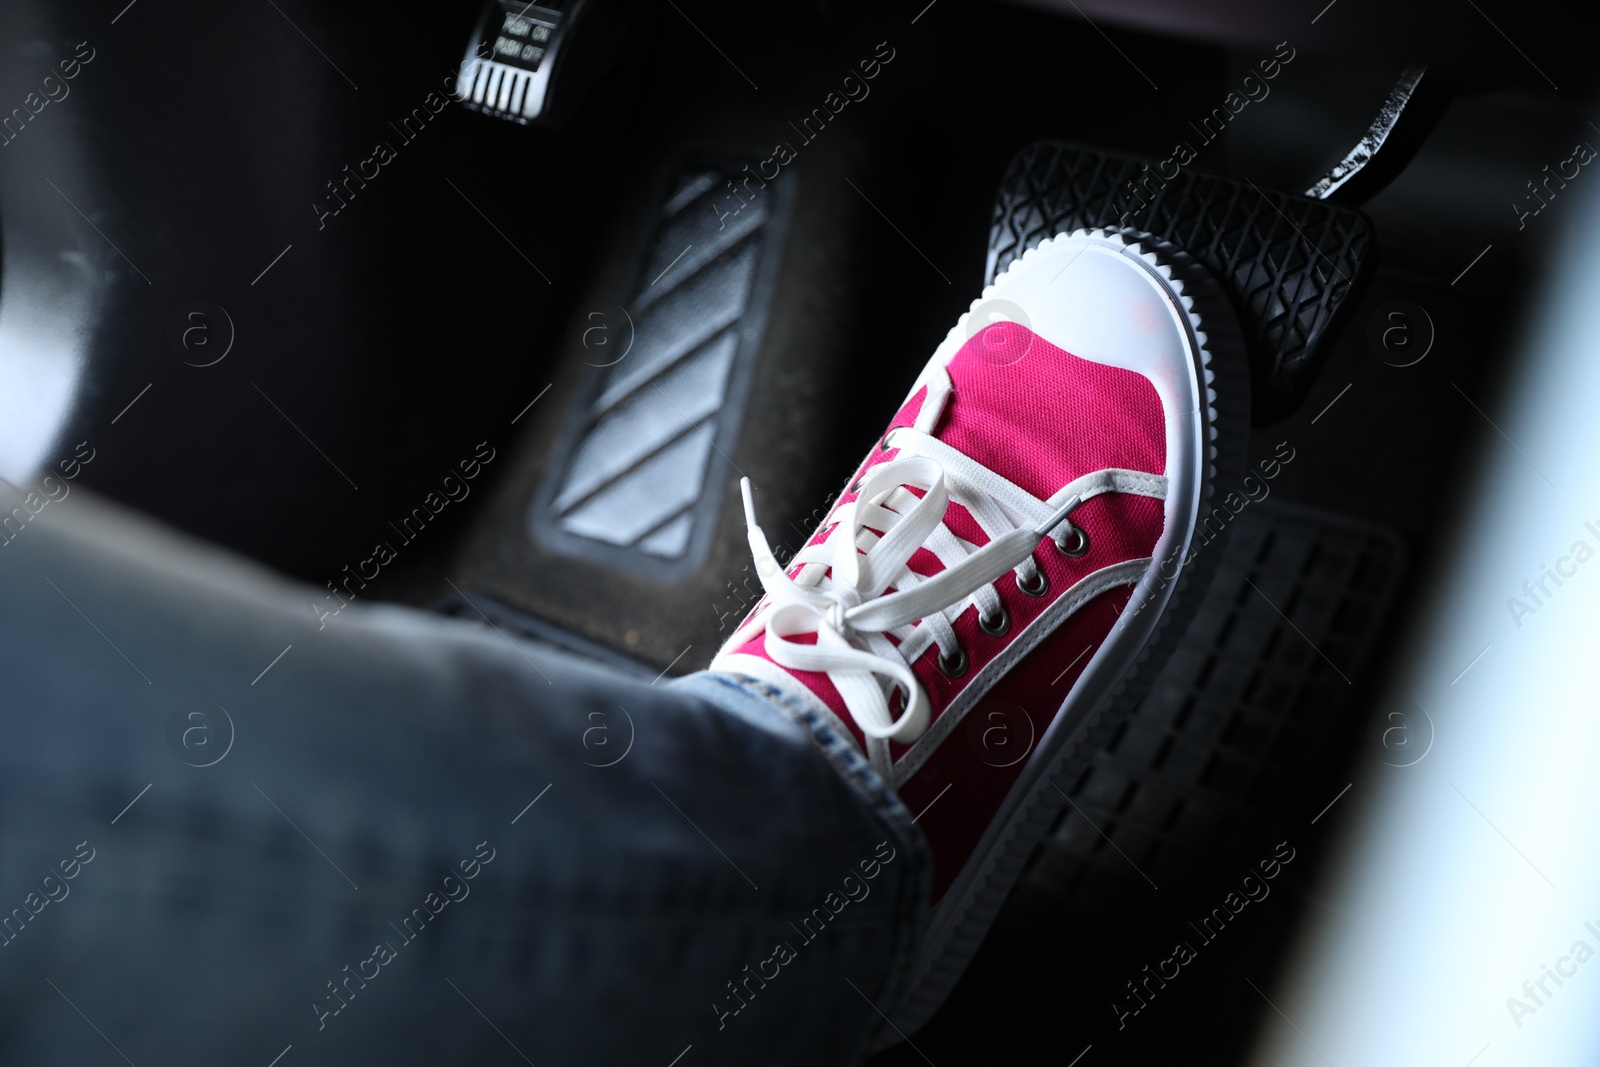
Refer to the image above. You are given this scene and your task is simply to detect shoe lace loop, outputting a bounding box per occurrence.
[739,427,1082,744]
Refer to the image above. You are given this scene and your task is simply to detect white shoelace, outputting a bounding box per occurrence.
[738,425,1099,744]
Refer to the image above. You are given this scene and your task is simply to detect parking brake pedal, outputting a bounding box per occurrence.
[457,0,625,127]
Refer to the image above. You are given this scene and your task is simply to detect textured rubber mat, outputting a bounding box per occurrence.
[987,142,1375,424]
[871,499,1406,1062]
[1009,497,1403,933]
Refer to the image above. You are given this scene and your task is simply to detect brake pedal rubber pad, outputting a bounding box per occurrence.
[987,141,1374,424]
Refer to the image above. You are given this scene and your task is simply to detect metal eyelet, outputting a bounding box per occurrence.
[1055,525,1090,558]
[1018,569,1049,597]
[937,644,969,678]
[978,605,1011,637]
[850,479,862,494]
[879,430,895,452]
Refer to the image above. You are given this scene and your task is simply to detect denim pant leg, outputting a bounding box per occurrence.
[0,491,929,1066]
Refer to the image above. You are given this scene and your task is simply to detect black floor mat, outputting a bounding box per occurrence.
[1015,499,1403,928]
[868,498,1405,1065]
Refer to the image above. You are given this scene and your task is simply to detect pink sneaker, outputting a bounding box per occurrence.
[710,228,1246,1034]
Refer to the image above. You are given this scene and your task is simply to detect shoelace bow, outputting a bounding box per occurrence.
[739,426,1083,744]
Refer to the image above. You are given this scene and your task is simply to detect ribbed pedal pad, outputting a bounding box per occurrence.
[531,154,795,577]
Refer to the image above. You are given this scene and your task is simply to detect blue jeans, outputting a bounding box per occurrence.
[0,490,929,1066]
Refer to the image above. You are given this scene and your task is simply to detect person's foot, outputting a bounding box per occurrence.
[710,228,1246,1033]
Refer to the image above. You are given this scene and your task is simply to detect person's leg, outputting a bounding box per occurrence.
[0,487,927,1066]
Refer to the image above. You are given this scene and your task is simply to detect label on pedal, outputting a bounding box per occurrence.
[459,0,572,122]
[485,2,561,73]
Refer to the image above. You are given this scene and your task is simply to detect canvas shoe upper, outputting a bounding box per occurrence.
[710,228,1240,1033]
